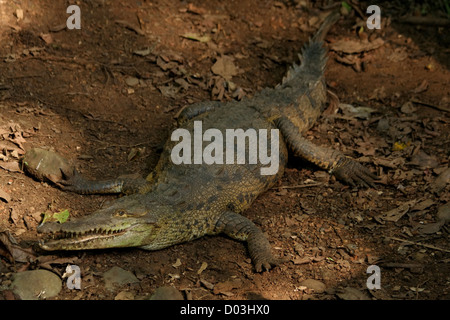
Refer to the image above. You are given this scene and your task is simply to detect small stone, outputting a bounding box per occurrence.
[437,202,450,222]
[299,279,326,293]
[125,76,139,87]
[148,286,184,300]
[114,290,135,300]
[12,270,62,300]
[15,9,24,20]
[336,287,370,300]
[103,266,139,291]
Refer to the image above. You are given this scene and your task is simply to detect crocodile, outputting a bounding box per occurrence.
[37,11,377,272]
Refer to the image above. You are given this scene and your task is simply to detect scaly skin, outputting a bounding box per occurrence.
[37,12,377,272]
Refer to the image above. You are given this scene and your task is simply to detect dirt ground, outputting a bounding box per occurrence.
[0,0,449,300]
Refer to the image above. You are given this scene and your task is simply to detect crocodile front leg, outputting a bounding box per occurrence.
[59,168,153,195]
[214,211,279,272]
[277,117,378,187]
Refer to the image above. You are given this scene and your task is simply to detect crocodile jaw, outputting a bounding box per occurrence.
[38,219,159,250]
[37,195,160,250]
[39,224,131,250]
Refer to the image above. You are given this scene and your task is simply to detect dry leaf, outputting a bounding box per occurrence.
[157,84,181,99]
[339,103,374,119]
[197,262,208,275]
[49,23,66,32]
[133,47,152,57]
[186,3,207,15]
[292,256,312,265]
[156,56,179,71]
[0,161,22,173]
[174,78,189,91]
[416,202,448,234]
[9,207,21,224]
[373,157,405,169]
[400,101,417,114]
[37,255,79,270]
[211,56,238,80]
[410,151,439,168]
[430,167,450,194]
[7,131,26,150]
[0,231,37,263]
[115,20,144,35]
[0,187,11,203]
[411,199,435,211]
[40,33,53,44]
[172,258,182,268]
[412,80,429,94]
[377,200,417,222]
[387,47,408,62]
[417,221,445,234]
[200,279,215,290]
[213,278,242,295]
[330,38,384,54]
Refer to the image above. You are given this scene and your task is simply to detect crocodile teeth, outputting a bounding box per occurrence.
[43,227,126,242]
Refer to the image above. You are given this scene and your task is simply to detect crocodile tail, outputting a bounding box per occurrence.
[280,11,340,85]
[312,10,341,43]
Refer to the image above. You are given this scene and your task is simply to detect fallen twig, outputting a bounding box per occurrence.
[272,183,323,190]
[115,20,145,35]
[398,16,450,27]
[411,99,450,113]
[388,236,450,253]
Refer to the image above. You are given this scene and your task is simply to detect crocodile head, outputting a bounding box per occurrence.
[37,194,161,251]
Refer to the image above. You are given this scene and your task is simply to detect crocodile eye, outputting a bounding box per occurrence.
[115,210,127,217]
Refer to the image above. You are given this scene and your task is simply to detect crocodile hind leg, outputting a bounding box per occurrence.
[214,211,279,272]
[276,117,378,187]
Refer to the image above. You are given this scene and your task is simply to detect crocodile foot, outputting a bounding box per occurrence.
[247,235,283,272]
[216,210,282,272]
[58,168,149,195]
[332,157,379,188]
[58,168,87,192]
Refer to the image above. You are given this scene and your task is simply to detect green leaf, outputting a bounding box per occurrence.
[41,212,51,224]
[341,1,352,11]
[41,209,70,224]
[54,209,70,223]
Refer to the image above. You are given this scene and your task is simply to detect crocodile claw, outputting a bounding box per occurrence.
[255,256,288,273]
[254,257,279,273]
[332,158,379,188]
[248,234,283,272]
[57,168,88,193]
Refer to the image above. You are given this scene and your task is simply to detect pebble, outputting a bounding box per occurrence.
[11,270,62,300]
[102,266,139,291]
[299,279,326,293]
[114,290,135,300]
[336,287,370,300]
[148,286,184,300]
[125,76,139,87]
[437,202,450,222]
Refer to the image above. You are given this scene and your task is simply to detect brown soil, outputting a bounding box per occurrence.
[0,0,449,300]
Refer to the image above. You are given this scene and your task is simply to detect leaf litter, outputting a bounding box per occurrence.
[0,122,30,174]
